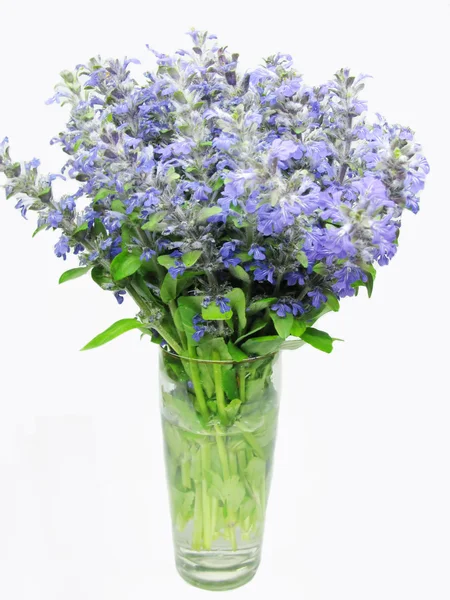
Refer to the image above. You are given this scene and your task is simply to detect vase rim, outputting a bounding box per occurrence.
[160,347,278,366]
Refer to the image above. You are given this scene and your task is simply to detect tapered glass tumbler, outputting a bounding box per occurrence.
[160,349,281,590]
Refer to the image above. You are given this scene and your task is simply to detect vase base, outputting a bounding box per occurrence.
[175,546,260,591]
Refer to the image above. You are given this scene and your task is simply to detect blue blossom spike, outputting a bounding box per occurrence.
[1,30,428,356]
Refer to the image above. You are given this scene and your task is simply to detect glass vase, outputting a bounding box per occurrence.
[160,349,281,591]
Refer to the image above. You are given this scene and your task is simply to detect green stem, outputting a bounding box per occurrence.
[238,366,246,403]
[260,475,266,517]
[227,508,237,551]
[154,324,183,356]
[229,450,238,477]
[236,424,265,460]
[238,449,253,497]
[214,425,230,480]
[201,444,212,550]
[181,459,191,489]
[169,300,186,348]
[212,351,227,425]
[192,486,203,551]
[126,283,184,355]
[188,345,209,421]
[211,496,218,539]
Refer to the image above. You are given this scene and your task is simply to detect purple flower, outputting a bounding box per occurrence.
[168,260,186,279]
[14,198,30,218]
[114,290,126,304]
[285,272,305,286]
[307,288,328,308]
[257,201,301,235]
[215,296,231,314]
[192,314,207,342]
[248,244,266,260]
[191,182,212,202]
[25,158,40,171]
[219,240,241,267]
[136,147,155,173]
[279,78,302,97]
[290,301,305,316]
[332,263,367,298]
[61,195,76,211]
[253,263,275,284]
[47,210,63,228]
[244,113,263,127]
[270,139,303,163]
[100,237,113,250]
[140,248,156,262]
[213,132,238,151]
[271,301,292,317]
[54,235,70,260]
[223,170,256,202]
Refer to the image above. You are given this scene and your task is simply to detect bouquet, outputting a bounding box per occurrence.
[1,29,429,590]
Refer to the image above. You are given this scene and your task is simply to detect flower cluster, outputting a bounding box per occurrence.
[0,30,429,357]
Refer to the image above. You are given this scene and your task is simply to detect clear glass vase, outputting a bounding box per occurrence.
[160,349,281,590]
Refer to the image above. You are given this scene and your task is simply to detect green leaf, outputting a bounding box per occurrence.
[120,224,133,250]
[290,319,307,337]
[197,337,232,362]
[228,265,250,283]
[245,378,266,403]
[236,252,252,262]
[224,398,241,422]
[300,327,342,354]
[226,288,247,332]
[176,271,203,295]
[246,457,266,487]
[81,318,144,351]
[211,177,224,191]
[270,312,293,339]
[197,206,222,222]
[361,263,377,298]
[73,222,88,235]
[32,224,47,238]
[110,252,142,281]
[93,218,107,238]
[182,250,202,268]
[241,336,283,356]
[142,211,168,231]
[235,319,267,345]
[247,297,276,315]
[157,255,177,269]
[280,338,305,350]
[296,251,308,268]
[227,342,249,362]
[160,272,177,303]
[110,199,126,213]
[222,370,239,401]
[326,293,340,312]
[93,188,113,202]
[312,263,328,276]
[178,297,202,339]
[202,303,233,321]
[167,167,181,182]
[222,476,246,510]
[173,90,187,103]
[58,266,91,284]
[91,265,112,289]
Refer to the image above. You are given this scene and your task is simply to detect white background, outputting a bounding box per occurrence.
[0,1,449,598]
